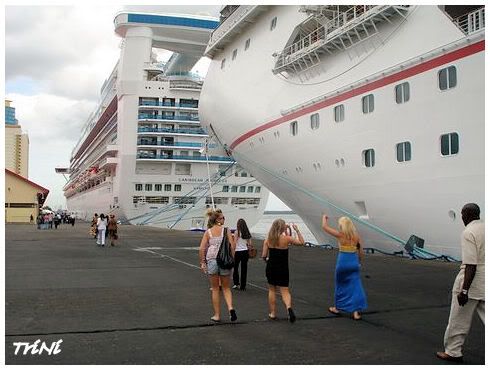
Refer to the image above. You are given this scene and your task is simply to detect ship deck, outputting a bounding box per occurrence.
[5,222,484,365]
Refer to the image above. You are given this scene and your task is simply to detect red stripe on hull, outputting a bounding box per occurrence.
[230,40,484,150]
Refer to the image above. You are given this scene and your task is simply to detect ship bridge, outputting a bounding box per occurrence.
[114,12,219,75]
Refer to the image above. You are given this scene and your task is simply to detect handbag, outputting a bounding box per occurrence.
[248,241,257,259]
[216,228,234,269]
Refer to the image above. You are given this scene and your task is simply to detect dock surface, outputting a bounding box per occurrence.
[5,222,484,364]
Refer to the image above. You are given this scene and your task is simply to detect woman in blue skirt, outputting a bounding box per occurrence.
[322,214,367,320]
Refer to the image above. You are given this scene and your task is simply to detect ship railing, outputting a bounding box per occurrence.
[139,102,199,109]
[137,141,204,148]
[138,114,200,122]
[273,5,409,72]
[208,5,257,47]
[137,127,207,135]
[169,81,203,90]
[453,7,485,35]
[136,154,233,162]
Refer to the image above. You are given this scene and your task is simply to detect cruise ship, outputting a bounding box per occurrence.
[199,5,485,259]
[61,12,269,230]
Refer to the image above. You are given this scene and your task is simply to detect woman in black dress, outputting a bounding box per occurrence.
[262,219,304,322]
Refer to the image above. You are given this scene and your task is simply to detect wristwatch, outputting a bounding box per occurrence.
[461,289,468,295]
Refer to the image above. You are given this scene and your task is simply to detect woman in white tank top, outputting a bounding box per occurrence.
[233,218,253,290]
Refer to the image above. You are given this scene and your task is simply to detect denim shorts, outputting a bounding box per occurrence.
[207,259,231,276]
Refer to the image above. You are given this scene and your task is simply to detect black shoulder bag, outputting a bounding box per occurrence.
[216,228,234,269]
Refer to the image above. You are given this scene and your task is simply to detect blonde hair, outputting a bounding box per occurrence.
[338,216,358,242]
[206,208,223,228]
[267,219,287,247]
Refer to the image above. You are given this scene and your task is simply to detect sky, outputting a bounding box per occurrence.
[4,4,290,211]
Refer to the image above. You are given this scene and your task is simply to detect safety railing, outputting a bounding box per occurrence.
[137,127,207,135]
[453,7,485,35]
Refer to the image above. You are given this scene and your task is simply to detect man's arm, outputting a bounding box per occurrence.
[457,264,476,306]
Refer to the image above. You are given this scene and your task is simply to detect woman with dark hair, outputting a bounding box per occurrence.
[233,218,253,290]
[199,209,237,323]
[262,219,304,322]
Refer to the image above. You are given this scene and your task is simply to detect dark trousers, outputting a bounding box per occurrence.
[233,250,249,288]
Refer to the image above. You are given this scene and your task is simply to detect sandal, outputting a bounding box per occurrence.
[210,316,221,323]
[268,313,277,320]
[352,312,362,320]
[229,309,237,322]
[328,307,340,315]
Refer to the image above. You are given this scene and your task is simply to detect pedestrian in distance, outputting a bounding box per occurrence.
[262,219,305,323]
[322,214,367,320]
[91,213,98,239]
[107,214,118,247]
[232,218,253,290]
[436,203,485,363]
[96,214,108,247]
[30,214,34,224]
[199,209,238,323]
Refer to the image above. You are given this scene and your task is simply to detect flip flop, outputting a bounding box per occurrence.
[268,313,277,320]
[352,312,362,320]
[328,307,340,315]
[210,317,221,323]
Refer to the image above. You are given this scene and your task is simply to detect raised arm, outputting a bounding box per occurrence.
[289,224,305,246]
[322,214,342,238]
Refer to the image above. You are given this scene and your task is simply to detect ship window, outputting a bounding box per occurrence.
[441,132,459,156]
[439,66,457,90]
[174,184,182,192]
[222,185,229,192]
[231,186,238,192]
[396,141,412,162]
[247,186,254,193]
[245,38,250,51]
[362,94,374,114]
[221,58,226,69]
[290,121,298,136]
[270,17,277,31]
[241,172,247,177]
[310,113,320,130]
[164,184,172,191]
[240,186,246,192]
[155,184,162,191]
[135,184,143,191]
[255,186,261,193]
[145,184,153,191]
[395,82,410,104]
[334,104,344,122]
[232,49,238,61]
[363,149,375,167]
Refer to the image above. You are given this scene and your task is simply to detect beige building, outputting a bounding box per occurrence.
[5,100,29,178]
[5,169,49,223]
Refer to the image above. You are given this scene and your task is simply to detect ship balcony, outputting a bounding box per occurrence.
[136,153,233,163]
[137,140,205,149]
[273,5,410,75]
[137,127,207,136]
[139,102,199,110]
[99,157,118,169]
[138,113,200,123]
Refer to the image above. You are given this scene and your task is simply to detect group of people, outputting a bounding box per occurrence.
[199,204,484,364]
[35,212,75,229]
[90,213,119,247]
[198,208,367,324]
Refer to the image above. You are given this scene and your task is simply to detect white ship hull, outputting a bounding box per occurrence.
[64,12,269,232]
[199,5,485,259]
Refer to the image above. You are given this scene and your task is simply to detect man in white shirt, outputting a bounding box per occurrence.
[437,203,485,362]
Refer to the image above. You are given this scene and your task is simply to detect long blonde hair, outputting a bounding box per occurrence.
[267,219,287,247]
[338,216,358,242]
